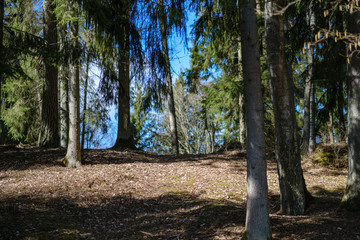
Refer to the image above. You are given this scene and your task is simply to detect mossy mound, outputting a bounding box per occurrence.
[309,143,348,169]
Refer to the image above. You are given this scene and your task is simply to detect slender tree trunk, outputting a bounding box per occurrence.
[302,2,316,156]
[38,0,59,147]
[265,0,309,215]
[308,82,316,153]
[342,11,360,211]
[64,2,81,168]
[159,0,179,155]
[238,47,246,146]
[59,23,69,148]
[240,0,271,238]
[0,0,5,144]
[328,110,334,144]
[81,53,90,150]
[337,80,346,141]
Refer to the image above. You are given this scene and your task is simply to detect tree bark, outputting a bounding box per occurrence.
[59,23,69,148]
[240,0,271,238]
[64,2,81,168]
[159,0,179,155]
[38,0,59,147]
[0,0,5,144]
[238,47,246,146]
[113,6,134,150]
[81,52,90,150]
[302,2,316,156]
[342,11,360,211]
[265,0,309,215]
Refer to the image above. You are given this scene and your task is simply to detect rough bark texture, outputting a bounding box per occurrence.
[65,3,81,168]
[240,0,271,238]
[265,0,309,215]
[238,47,246,146]
[302,2,316,156]
[308,82,316,154]
[159,0,179,155]
[342,12,360,211]
[38,0,59,147]
[113,4,135,150]
[59,24,69,149]
[81,53,90,150]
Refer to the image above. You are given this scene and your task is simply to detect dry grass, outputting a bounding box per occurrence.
[0,146,358,239]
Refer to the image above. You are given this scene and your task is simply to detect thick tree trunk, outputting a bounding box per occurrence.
[265,0,309,215]
[38,0,59,147]
[159,0,179,155]
[59,24,69,148]
[64,3,81,168]
[81,53,90,150]
[342,12,360,211]
[240,0,271,238]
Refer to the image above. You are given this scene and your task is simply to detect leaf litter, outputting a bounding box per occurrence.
[0,146,359,239]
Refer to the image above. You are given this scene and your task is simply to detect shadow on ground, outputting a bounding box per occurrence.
[0,192,245,239]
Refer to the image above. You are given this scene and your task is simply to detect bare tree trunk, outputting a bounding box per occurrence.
[309,82,316,153]
[265,0,309,215]
[64,2,81,168]
[159,0,179,155]
[240,0,271,238]
[337,80,346,141]
[0,0,5,144]
[238,47,246,146]
[113,3,134,150]
[81,53,90,150]
[328,110,334,144]
[38,0,59,147]
[59,23,69,148]
[342,11,360,211]
[302,2,316,156]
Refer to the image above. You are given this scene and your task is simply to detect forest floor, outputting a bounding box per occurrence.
[0,145,359,240]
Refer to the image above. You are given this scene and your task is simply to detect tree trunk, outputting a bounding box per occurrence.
[64,2,81,168]
[59,23,69,148]
[265,0,309,215]
[337,80,346,141]
[81,53,90,150]
[342,11,360,211]
[302,2,316,156]
[159,0,179,155]
[240,0,271,238]
[238,47,246,146]
[309,82,316,153]
[0,0,5,144]
[328,110,334,144]
[113,8,134,149]
[38,0,59,147]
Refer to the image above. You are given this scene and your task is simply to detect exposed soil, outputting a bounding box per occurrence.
[0,145,358,239]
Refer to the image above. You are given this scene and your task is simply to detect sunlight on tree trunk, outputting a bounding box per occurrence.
[65,2,81,168]
[59,24,69,149]
[240,0,271,238]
